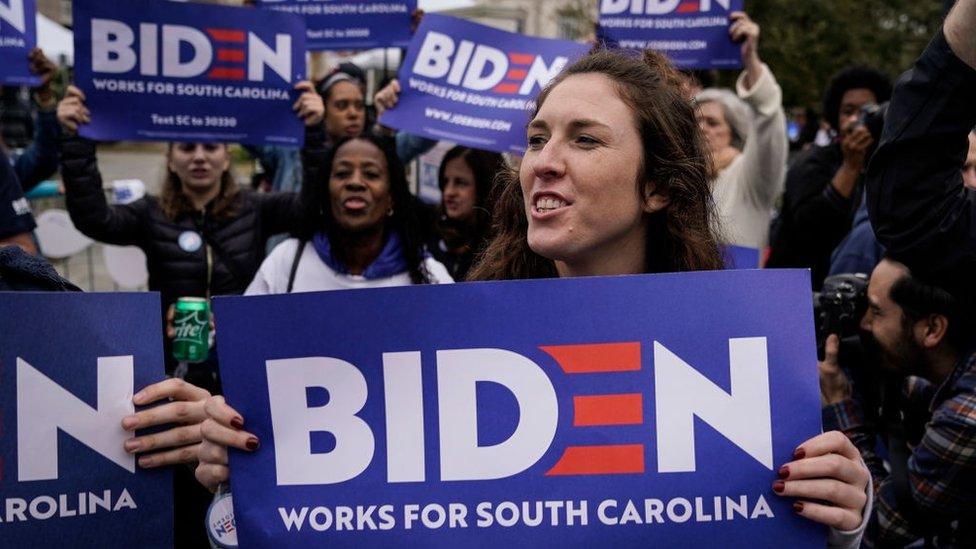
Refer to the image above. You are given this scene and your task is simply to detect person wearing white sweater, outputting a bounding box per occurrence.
[696,11,788,250]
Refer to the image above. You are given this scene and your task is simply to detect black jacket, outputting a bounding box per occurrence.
[767,142,860,289]
[60,136,301,315]
[0,245,79,291]
[867,31,976,281]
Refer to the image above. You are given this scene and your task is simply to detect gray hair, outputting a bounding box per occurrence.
[695,88,752,151]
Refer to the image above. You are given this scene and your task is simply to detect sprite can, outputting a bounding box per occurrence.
[172,297,210,363]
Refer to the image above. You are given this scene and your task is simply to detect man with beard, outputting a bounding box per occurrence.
[818,256,975,546]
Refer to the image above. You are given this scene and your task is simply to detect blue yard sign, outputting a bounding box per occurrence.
[72,0,306,146]
[215,269,825,547]
[256,0,418,51]
[598,0,744,69]
[380,14,589,155]
[0,292,172,547]
[0,0,39,85]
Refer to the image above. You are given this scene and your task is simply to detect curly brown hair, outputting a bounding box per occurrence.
[468,48,724,281]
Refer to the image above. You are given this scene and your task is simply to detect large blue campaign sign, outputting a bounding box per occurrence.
[73,0,306,146]
[0,0,39,85]
[380,15,589,155]
[215,270,825,547]
[256,0,417,51]
[598,0,743,69]
[724,245,761,270]
[0,293,172,547]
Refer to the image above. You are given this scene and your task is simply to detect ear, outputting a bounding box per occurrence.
[641,181,670,214]
[918,314,950,349]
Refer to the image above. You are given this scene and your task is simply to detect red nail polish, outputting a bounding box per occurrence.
[793,447,806,460]
[777,465,789,479]
[793,502,804,513]
[231,417,244,430]
[772,481,785,493]
[245,437,260,451]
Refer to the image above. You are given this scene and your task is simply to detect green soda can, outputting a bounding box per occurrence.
[172,297,210,363]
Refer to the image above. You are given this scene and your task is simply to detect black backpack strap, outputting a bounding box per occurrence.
[287,240,306,294]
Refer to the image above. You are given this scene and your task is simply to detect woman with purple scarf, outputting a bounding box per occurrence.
[245,132,452,294]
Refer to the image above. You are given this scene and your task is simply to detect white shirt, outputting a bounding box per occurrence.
[712,64,788,249]
[245,238,453,295]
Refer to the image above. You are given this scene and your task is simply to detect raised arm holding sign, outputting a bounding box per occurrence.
[597,0,744,69]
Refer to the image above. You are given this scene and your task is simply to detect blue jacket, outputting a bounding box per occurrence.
[8,109,60,192]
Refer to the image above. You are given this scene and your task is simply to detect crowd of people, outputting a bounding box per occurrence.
[2,1,975,547]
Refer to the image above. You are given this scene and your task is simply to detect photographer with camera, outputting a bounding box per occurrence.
[820,257,975,546]
[767,67,891,289]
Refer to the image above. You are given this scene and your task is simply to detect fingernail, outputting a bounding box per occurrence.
[138,456,153,468]
[245,437,260,451]
[772,481,785,493]
[132,391,146,404]
[793,502,804,514]
[777,465,790,479]
[231,416,245,430]
[121,415,138,430]
[793,447,806,460]
[124,439,141,452]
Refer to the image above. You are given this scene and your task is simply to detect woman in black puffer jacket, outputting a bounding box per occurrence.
[56,83,326,380]
[57,83,324,548]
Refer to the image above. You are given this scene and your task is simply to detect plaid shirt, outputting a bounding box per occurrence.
[824,350,976,547]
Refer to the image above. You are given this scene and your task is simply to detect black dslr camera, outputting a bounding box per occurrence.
[813,273,870,359]
[855,102,888,142]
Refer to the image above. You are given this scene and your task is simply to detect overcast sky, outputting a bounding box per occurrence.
[419,0,476,11]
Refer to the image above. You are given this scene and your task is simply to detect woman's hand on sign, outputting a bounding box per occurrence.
[196,396,258,493]
[293,80,325,127]
[374,79,401,118]
[57,85,90,135]
[774,431,870,532]
[121,378,211,468]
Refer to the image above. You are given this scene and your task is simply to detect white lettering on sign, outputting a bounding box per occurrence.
[90,18,291,82]
[411,31,568,95]
[0,0,26,34]
[654,337,773,472]
[601,0,731,14]
[16,356,135,481]
[265,338,773,486]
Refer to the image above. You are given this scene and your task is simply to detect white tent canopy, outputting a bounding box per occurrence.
[36,13,73,66]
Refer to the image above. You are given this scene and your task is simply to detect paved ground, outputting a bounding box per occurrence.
[32,144,254,292]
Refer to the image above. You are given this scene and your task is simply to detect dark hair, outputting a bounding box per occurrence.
[889,264,975,354]
[438,146,505,235]
[822,66,892,131]
[160,143,239,221]
[317,72,365,103]
[297,133,431,284]
[468,48,724,281]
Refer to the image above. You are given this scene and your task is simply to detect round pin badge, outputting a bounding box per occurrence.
[206,491,238,548]
[178,231,203,253]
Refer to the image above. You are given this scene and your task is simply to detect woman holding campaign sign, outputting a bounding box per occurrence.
[56,82,326,374]
[695,12,787,251]
[195,44,870,547]
[55,80,326,545]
